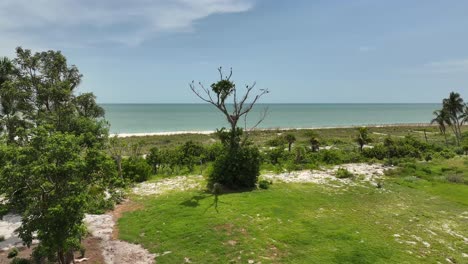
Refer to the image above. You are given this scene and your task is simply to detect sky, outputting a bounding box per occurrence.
[1,0,468,103]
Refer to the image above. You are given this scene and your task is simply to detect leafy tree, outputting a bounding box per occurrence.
[0,48,115,263]
[190,67,268,189]
[180,140,205,172]
[122,157,152,183]
[147,147,161,173]
[284,133,296,152]
[0,56,29,143]
[356,127,371,152]
[0,128,115,264]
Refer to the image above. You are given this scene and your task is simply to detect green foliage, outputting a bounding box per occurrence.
[0,48,118,263]
[8,248,19,259]
[0,129,112,263]
[180,140,205,172]
[209,146,261,189]
[335,168,354,179]
[0,235,4,242]
[265,147,287,165]
[146,147,161,173]
[122,157,152,183]
[356,127,372,151]
[284,133,296,152]
[10,258,31,264]
[258,179,272,189]
[309,135,320,152]
[266,136,286,147]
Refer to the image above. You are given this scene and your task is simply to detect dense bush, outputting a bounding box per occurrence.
[335,168,354,179]
[208,146,261,189]
[146,147,161,173]
[180,141,205,172]
[266,137,286,147]
[10,258,31,264]
[8,248,18,258]
[258,179,272,189]
[122,157,152,182]
[363,136,435,161]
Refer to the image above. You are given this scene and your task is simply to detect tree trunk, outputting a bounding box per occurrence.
[288,143,292,152]
[117,156,123,179]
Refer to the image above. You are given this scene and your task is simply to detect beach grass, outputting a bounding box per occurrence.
[116,124,461,155]
[118,157,468,264]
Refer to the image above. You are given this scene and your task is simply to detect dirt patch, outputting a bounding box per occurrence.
[0,236,104,264]
[214,223,235,236]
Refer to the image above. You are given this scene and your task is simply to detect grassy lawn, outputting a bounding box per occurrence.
[118,159,468,263]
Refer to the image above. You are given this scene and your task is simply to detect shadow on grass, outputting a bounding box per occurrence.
[179,192,211,208]
[179,187,256,213]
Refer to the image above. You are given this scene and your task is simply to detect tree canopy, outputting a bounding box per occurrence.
[0,47,115,264]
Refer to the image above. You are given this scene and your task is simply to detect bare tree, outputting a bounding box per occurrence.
[190,67,269,147]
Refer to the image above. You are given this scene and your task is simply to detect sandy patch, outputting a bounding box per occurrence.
[0,214,23,251]
[262,163,390,187]
[132,175,204,196]
[84,214,156,264]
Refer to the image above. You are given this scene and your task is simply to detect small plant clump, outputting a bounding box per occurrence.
[8,248,19,258]
[335,168,354,179]
[258,180,272,189]
[0,235,5,242]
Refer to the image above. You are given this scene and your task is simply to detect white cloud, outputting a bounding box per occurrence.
[0,0,254,52]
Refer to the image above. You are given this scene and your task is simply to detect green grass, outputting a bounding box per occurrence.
[387,157,468,206]
[119,173,468,263]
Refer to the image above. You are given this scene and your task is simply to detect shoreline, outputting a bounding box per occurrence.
[112,123,436,138]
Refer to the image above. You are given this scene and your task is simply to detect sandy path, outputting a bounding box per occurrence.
[262,163,391,187]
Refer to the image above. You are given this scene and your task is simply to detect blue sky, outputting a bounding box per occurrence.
[1,0,467,103]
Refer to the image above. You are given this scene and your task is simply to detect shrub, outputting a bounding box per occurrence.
[122,157,152,183]
[0,235,4,242]
[208,146,261,189]
[266,137,286,147]
[446,175,464,184]
[8,248,19,259]
[320,150,344,165]
[146,147,161,173]
[265,147,286,165]
[335,168,354,179]
[205,143,223,162]
[10,258,31,264]
[258,180,272,189]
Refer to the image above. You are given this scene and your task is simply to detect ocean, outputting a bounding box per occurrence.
[101,104,440,134]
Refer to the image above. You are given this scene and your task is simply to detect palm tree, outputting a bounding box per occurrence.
[443,92,465,144]
[309,136,320,152]
[356,127,371,152]
[461,106,468,125]
[284,133,296,152]
[431,109,450,145]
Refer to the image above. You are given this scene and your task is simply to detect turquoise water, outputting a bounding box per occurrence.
[101,104,439,134]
